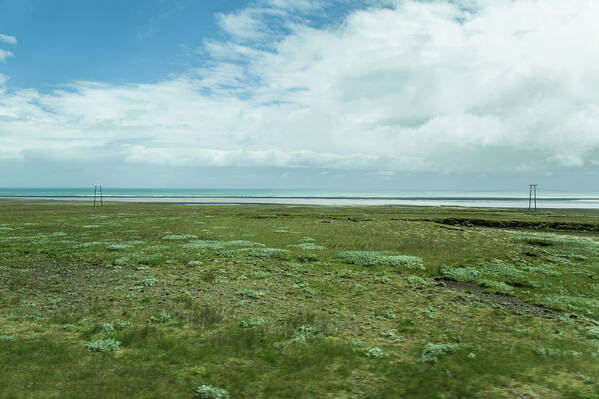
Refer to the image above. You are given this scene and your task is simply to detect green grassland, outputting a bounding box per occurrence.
[1,200,599,398]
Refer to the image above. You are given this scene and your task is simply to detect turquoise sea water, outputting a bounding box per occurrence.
[1,188,599,208]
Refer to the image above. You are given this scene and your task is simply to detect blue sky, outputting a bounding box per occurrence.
[1,0,599,190]
[0,0,246,89]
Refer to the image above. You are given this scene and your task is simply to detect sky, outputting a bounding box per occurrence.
[1,0,599,192]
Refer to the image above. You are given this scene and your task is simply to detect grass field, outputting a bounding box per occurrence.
[1,200,599,398]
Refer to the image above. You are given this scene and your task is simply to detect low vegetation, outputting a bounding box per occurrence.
[1,201,599,398]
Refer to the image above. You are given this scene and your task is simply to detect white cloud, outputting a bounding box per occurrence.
[0,48,12,62]
[0,33,17,44]
[215,8,273,42]
[0,33,16,62]
[1,0,599,175]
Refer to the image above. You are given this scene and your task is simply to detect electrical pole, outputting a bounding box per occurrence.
[93,184,103,207]
[528,184,537,212]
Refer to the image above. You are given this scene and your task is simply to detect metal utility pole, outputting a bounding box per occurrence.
[93,184,103,207]
[528,184,537,212]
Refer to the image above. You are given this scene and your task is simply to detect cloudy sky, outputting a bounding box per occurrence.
[1,0,598,192]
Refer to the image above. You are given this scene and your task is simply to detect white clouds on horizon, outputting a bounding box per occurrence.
[1,1,599,174]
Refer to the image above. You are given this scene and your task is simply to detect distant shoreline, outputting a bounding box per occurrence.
[3,195,599,209]
[2,195,599,201]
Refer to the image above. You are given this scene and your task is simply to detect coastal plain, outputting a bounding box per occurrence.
[1,201,599,398]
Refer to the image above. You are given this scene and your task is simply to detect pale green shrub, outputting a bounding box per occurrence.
[101,323,115,333]
[336,251,424,270]
[479,260,525,279]
[114,257,130,266]
[235,290,263,299]
[287,262,309,273]
[182,240,263,250]
[383,310,396,319]
[521,264,561,276]
[290,243,327,250]
[586,326,599,340]
[440,266,480,282]
[195,385,229,399]
[86,338,120,352]
[107,244,132,251]
[480,280,513,294]
[142,245,169,252]
[420,343,458,363]
[47,297,64,305]
[162,234,197,240]
[298,253,319,263]
[140,278,157,287]
[406,276,437,286]
[240,247,289,259]
[336,269,356,279]
[147,312,172,324]
[275,324,320,348]
[240,317,265,328]
[535,347,582,358]
[365,347,387,358]
[379,329,401,340]
[423,306,437,319]
[249,271,269,279]
[115,320,131,329]
[535,346,560,357]
[72,241,112,249]
[188,260,204,267]
[292,282,309,289]
[540,292,599,313]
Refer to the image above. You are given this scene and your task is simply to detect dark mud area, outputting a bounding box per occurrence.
[438,279,561,319]
[434,217,599,232]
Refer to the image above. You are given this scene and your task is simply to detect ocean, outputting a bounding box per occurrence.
[2,188,599,209]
